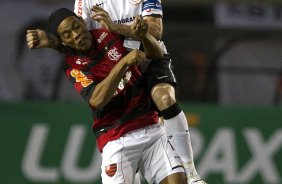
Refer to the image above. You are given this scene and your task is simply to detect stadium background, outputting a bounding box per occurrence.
[0,0,282,183]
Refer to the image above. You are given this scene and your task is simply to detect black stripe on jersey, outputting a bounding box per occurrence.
[84,38,118,71]
[92,77,156,137]
[92,72,144,119]
[93,102,153,137]
[81,81,99,101]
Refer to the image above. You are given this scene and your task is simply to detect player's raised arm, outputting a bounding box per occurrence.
[91,5,163,41]
[89,49,146,108]
[26,29,49,49]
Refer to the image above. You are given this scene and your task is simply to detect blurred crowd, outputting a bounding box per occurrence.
[1,1,282,106]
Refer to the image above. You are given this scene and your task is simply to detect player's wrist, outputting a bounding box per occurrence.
[108,22,115,32]
[139,32,148,40]
[46,33,61,49]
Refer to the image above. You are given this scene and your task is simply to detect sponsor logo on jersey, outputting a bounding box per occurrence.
[97,32,108,43]
[157,75,168,80]
[124,71,132,84]
[76,0,83,16]
[114,71,132,95]
[70,69,93,87]
[113,16,136,24]
[108,47,122,61]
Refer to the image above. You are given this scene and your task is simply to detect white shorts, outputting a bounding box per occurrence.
[101,124,184,184]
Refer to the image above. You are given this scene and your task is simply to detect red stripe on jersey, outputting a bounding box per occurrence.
[64,28,158,152]
[96,111,159,152]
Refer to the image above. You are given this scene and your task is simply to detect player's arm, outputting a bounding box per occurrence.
[89,50,146,108]
[66,56,132,109]
[131,17,164,59]
[91,6,163,40]
[26,29,63,51]
[140,16,163,40]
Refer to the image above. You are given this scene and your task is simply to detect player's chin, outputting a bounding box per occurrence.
[78,39,91,50]
[77,46,86,51]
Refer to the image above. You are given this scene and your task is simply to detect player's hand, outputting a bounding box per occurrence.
[131,16,148,39]
[123,49,146,66]
[26,29,49,49]
[91,6,113,31]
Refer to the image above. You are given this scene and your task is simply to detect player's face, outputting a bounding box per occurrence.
[57,16,92,51]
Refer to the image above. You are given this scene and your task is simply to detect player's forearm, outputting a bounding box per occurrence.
[142,16,163,40]
[89,60,128,109]
[110,23,162,40]
[140,33,164,59]
[146,23,162,41]
[110,23,138,38]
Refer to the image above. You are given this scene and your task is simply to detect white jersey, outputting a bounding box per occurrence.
[74,0,163,29]
[74,0,164,49]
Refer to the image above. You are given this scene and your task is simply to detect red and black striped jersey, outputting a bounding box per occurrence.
[64,29,158,152]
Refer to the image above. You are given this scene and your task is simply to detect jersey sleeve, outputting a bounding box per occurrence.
[65,67,98,102]
[74,0,92,29]
[142,0,163,17]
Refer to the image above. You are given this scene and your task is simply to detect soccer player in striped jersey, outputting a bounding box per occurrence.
[74,0,207,183]
[26,8,186,184]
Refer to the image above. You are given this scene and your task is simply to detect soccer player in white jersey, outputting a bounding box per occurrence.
[74,0,207,184]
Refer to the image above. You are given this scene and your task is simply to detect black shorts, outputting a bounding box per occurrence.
[143,54,177,91]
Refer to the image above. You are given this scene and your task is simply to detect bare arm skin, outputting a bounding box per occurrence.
[91,6,164,59]
[131,17,164,59]
[141,16,163,41]
[89,49,146,108]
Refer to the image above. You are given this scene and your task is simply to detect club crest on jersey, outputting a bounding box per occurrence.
[130,0,141,5]
[108,47,122,61]
[105,163,117,177]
